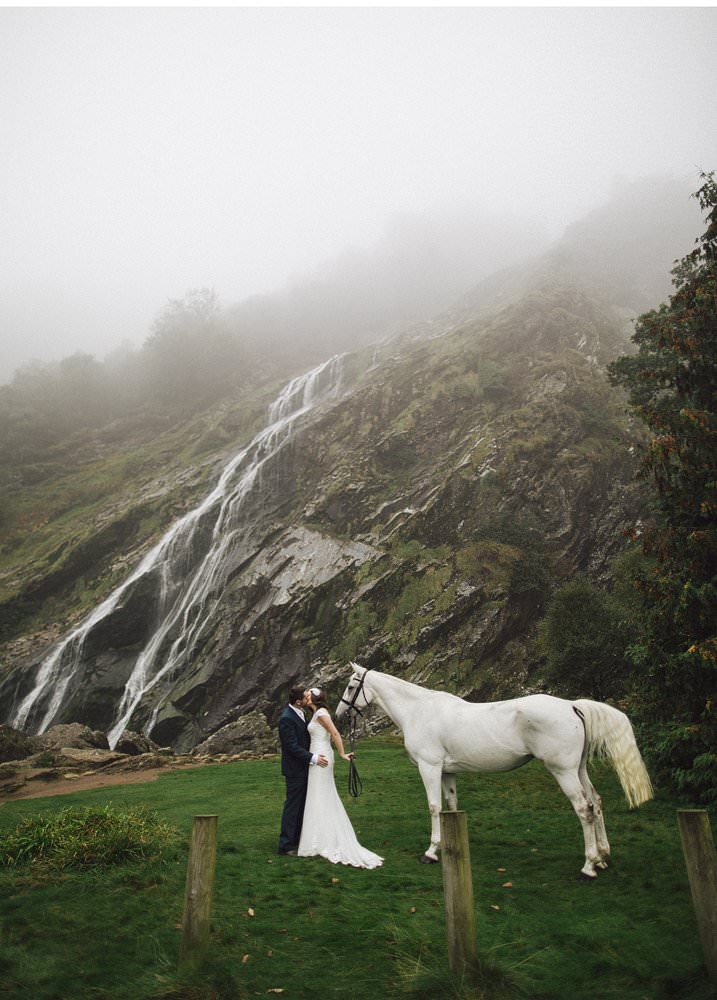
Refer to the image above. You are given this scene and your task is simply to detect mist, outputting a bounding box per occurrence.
[1,6,716,383]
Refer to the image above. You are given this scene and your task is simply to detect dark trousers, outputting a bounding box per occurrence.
[279,773,307,852]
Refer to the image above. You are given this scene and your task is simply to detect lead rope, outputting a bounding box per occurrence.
[347,705,363,798]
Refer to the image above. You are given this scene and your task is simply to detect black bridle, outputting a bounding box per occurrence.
[340,669,370,798]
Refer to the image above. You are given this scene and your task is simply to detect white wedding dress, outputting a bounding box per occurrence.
[298,708,383,868]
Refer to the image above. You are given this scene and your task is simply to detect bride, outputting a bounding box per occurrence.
[298,687,383,869]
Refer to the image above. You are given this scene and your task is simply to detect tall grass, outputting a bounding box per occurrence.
[0,738,713,999]
[0,804,178,870]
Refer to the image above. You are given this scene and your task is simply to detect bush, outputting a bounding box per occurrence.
[474,512,550,599]
[540,575,633,700]
[0,804,178,870]
[639,720,717,806]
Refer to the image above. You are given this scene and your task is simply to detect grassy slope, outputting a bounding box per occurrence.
[0,739,712,1000]
[0,378,280,645]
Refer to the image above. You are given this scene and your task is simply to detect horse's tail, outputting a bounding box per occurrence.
[573,699,654,808]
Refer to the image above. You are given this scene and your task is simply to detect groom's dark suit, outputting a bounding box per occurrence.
[278,704,313,854]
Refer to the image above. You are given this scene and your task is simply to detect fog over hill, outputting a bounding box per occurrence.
[2,173,700,393]
[2,7,715,382]
[224,207,550,363]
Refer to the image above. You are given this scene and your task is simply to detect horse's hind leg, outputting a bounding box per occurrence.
[442,772,458,811]
[580,763,609,867]
[417,760,443,864]
[551,767,602,880]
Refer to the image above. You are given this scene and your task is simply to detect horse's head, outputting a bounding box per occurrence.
[335,662,372,722]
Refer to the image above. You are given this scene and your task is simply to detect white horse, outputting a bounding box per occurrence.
[335,665,653,880]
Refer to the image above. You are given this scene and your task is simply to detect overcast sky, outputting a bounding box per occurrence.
[1,6,716,383]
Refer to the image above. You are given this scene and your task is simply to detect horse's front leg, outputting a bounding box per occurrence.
[442,772,458,811]
[417,760,443,864]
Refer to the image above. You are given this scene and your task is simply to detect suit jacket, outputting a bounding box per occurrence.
[279,705,312,777]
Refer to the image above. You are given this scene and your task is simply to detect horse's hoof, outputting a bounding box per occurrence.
[578,870,598,882]
[419,854,439,864]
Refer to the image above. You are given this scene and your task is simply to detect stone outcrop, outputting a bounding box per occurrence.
[0,720,279,800]
[45,747,126,769]
[39,724,110,751]
[192,711,278,757]
[114,731,161,756]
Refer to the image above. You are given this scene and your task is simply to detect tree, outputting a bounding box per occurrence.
[541,576,633,702]
[144,288,242,403]
[608,172,717,801]
[146,287,222,344]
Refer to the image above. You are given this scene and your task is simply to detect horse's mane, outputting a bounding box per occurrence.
[363,668,458,700]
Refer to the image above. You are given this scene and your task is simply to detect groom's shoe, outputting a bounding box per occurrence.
[278,846,298,856]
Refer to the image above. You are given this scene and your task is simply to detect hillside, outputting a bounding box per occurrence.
[0,283,642,750]
[0,177,697,750]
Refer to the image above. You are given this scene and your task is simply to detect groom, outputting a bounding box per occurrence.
[277,685,328,856]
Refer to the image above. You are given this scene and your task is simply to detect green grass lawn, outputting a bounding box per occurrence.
[0,738,713,1000]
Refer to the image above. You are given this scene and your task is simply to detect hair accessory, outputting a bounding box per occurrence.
[310,687,321,696]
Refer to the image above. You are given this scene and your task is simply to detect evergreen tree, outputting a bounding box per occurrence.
[608,172,717,801]
[541,576,633,702]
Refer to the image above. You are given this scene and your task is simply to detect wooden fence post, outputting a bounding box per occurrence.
[677,809,717,988]
[179,815,218,970]
[440,810,478,976]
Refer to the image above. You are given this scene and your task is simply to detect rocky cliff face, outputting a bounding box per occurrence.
[0,278,643,750]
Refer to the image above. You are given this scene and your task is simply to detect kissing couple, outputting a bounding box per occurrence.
[277,684,383,868]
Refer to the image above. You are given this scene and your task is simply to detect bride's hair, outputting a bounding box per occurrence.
[308,687,329,710]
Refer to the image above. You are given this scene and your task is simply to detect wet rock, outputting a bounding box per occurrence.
[114,730,161,756]
[82,569,161,656]
[148,704,199,751]
[40,723,110,751]
[192,711,278,756]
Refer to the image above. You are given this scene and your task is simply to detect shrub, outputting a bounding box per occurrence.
[474,512,550,599]
[540,575,633,701]
[0,804,178,870]
[639,720,717,806]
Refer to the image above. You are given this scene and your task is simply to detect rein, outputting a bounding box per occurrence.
[340,669,370,798]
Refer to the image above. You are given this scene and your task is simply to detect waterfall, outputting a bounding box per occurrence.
[12,355,344,744]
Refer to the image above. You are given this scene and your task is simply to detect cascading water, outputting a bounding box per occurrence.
[12,355,344,745]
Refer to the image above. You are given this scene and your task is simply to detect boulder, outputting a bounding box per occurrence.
[0,724,42,762]
[0,777,26,795]
[39,723,110,751]
[114,730,161,756]
[48,747,126,769]
[97,752,173,773]
[27,767,61,782]
[192,711,278,757]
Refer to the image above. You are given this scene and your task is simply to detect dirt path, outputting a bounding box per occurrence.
[0,763,206,805]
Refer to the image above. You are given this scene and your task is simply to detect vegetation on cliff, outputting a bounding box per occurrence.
[608,172,717,802]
